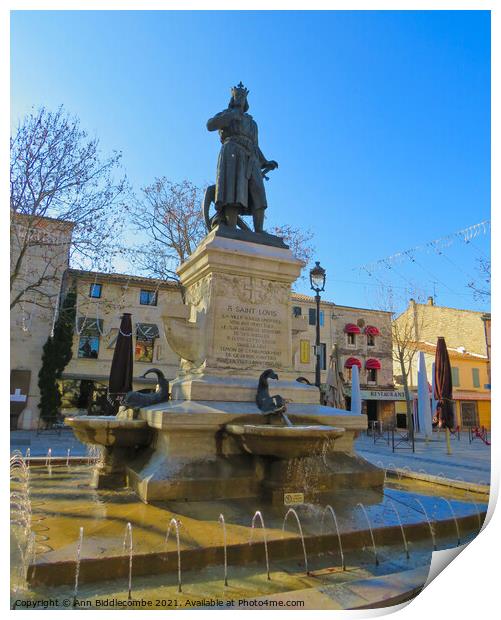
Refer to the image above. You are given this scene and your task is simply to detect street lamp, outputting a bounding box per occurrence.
[309,261,326,388]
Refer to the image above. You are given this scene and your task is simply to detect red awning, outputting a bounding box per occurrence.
[366,358,381,370]
[344,323,361,334]
[345,357,362,369]
[365,325,380,336]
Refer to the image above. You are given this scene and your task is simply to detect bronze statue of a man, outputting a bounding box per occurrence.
[206,82,278,233]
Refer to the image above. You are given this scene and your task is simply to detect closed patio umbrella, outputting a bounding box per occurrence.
[434,336,454,454]
[326,345,346,409]
[108,313,133,414]
[351,364,362,415]
[417,352,433,440]
[431,362,438,421]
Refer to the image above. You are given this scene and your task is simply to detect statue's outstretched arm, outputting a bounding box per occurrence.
[207,109,238,132]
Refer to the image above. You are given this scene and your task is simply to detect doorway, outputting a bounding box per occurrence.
[366,400,378,426]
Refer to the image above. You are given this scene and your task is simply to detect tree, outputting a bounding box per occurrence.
[269,224,315,271]
[38,288,76,424]
[128,177,315,280]
[10,106,128,310]
[468,257,491,301]
[376,287,428,432]
[127,179,207,281]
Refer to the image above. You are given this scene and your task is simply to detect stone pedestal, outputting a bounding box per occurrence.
[64,416,152,490]
[164,226,302,383]
[126,227,380,504]
[92,446,130,489]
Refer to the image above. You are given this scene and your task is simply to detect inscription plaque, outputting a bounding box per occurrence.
[213,300,288,369]
[284,492,304,506]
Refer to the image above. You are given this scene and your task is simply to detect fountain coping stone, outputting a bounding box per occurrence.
[140,401,366,432]
[170,375,321,403]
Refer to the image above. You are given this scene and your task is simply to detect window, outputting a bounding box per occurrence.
[345,367,352,382]
[308,309,324,326]
[78,336,99,359]
[89,283,102,298]
[347,332,356,346]
[460,402,479,428]
[292,306,302,317]
[472,368,480,388]
[135,323,159,362]
[135,339,154,362]
[319,343,327,370]
[367,333,375,347]
[452,367,460,387]
[367,368,377,383]
[300,340,310,364]
[140,289,157,306]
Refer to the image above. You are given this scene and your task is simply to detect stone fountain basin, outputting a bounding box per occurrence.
[225,424,345,459]
[64,416,151,448]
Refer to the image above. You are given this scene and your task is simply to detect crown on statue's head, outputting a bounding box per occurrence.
[231,81,249,98]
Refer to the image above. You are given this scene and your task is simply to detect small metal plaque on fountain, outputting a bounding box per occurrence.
[284,492,304,506]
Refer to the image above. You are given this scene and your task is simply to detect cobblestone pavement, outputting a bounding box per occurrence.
[355,431,491,485]
[10,429,88,457]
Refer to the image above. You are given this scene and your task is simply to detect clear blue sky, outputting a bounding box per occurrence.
[11,10,491,313]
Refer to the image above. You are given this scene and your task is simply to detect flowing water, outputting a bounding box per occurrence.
[356,503,379,565]
[452,476,483,530]
[249,511,271,580]
[386,499,409,559]
[73,527,84,607]
[10,453,36,599]
[440,497,461,546]
[86,444,102,465]
[122,522,133,600]
[413,498,437,550]
[282,508,309,574]
[320,505,345,570]
[218,514,228,587]
[10,463,488,606]
[165,518,182,593]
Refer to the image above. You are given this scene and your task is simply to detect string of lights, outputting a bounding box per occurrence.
[349,220,490,305]
[355,220,490,275]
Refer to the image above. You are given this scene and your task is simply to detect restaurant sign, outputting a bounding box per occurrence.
[345,387,406,400]
[360,389,406,401]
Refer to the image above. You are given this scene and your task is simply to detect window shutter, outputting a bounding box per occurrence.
[472,368,480,388]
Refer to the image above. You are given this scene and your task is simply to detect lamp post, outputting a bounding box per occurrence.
[309,261,326,389]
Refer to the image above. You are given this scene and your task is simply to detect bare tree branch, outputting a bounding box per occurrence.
[10,106,129,310]
[374,286,428,430]
[127,177,315,280]
[468,257,490,301]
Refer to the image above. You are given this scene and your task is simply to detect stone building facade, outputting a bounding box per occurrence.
[10,215,74,430]
[290,294,395,424]
[58,269,182,417]
[393,298,491,429]
[11,261,396,428]
[10,215,395,429]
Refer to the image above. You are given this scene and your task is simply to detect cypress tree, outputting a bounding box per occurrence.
[38,288,76,424]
